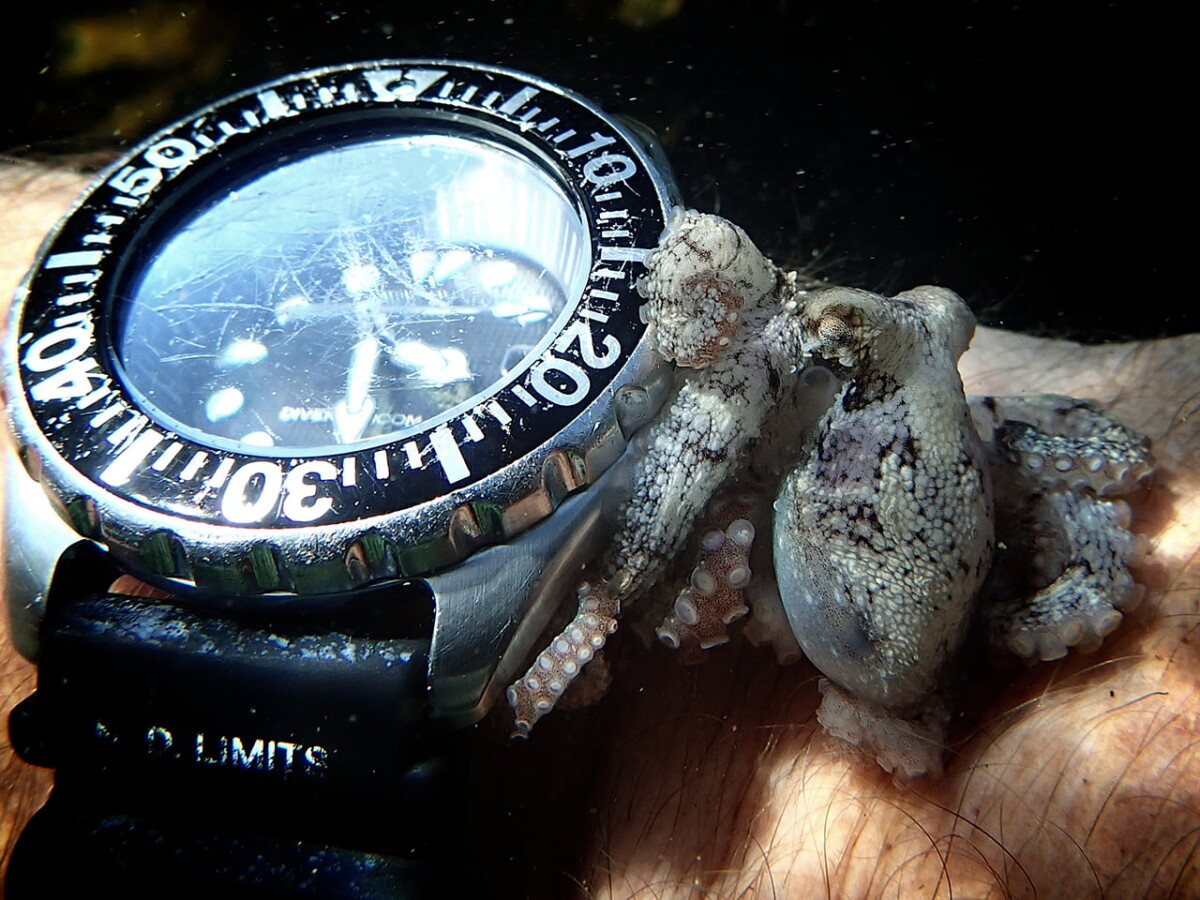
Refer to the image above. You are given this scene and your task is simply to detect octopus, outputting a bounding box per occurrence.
[506,212,1153,778]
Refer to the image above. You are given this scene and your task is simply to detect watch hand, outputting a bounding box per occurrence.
[333,335,379,443]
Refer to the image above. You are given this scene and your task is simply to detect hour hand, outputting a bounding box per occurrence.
[333,336,379,443]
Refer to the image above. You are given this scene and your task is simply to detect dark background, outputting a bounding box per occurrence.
[3,0,1190,341]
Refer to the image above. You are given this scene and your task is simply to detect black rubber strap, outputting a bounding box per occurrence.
[6,584,473,897]
[6,778,447,897]
[13,590,439,798]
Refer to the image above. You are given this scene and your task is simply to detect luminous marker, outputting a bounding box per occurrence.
[54,293,91,306]
[113,195,140,208]
[601,229,631,239]
[600,246,652,263]
[579,308,610,323]
[341,456,357,487]
[430,426,470,484]
[218,120,252,137]
[373,448,390,479]
[499,86,540,115]
[318,86,335,104]
[594,191,622,202]
[485,399,511,425]
[180,451,209,481]
[152,442,183,471]
[403,441,422,469]
[462,416,484,442]
[45,251,104,270]
[512,384,537,407]
[589,289,619,302]
[207,457,235,489]
[461,85,478,102]
[76,385,111,409]
[107,414,148,447]
[243,111,261,127]
[551,129,577,144]
[95,214,126,227]
[52,310,89,328]
[82,233,112,245]
[363,66,444,102]
[536,117,560,132]
[438,81,455,97]
[592,268,626,280]
[598,209,629,219]
[482,90,502,108]
[90,404,124,428]
[257,89,288,120]
[291,92,307,109]
[341,83,360,102]
[98,430,164,487]
[517,106,542,122]
[62,272,96,285]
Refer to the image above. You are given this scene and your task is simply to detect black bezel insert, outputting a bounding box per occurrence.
[14,61,671,531]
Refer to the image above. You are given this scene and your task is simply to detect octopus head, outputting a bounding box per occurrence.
[893,285,976,361]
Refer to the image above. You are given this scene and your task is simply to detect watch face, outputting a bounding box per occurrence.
[116,130,590,456]
[8,61,676,554]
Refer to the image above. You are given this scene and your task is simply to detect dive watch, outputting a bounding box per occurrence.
[2,59,677,893]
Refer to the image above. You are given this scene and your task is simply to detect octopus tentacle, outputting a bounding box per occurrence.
[972,394,1153,660]
[656,489,762,654]
[508,213,789,734]
[988,492,1147,659]
[637,209,779,368]
[815,679,948,781]
[971,395,1153,496]
[508,579,619,735]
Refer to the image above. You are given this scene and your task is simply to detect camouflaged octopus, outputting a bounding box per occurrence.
[507,212,1153,778]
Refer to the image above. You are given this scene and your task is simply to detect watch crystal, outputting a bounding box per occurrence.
[116,131,590,453]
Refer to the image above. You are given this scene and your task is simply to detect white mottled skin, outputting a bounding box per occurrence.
[507,212,797,733]
[773,286,993,714]
[507,212,1153,778]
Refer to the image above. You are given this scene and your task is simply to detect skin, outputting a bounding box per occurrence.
[569,330,1200,898]
[3,162,1198,898]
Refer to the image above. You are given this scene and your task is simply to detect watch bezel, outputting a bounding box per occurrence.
[4,60,678,594]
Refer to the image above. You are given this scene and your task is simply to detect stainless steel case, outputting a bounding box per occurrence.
[3,60,679,724]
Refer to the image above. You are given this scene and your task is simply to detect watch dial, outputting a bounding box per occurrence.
[116,131,590,453]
